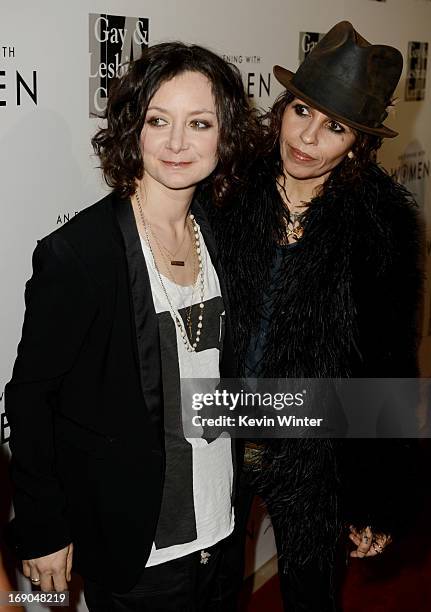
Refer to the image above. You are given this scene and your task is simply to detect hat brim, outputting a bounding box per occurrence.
[273,65,398,138]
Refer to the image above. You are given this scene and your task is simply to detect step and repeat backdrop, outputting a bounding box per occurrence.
[1,1,430,609]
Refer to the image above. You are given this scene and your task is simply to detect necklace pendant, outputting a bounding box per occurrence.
[171,260,185,266]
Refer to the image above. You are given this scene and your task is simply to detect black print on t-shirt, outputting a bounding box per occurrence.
[154,295,224,549]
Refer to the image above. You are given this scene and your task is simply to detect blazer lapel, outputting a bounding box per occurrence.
[113,194,163,434]
[192,198,237,378]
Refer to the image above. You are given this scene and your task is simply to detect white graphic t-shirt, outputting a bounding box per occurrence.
[141,225,234,567]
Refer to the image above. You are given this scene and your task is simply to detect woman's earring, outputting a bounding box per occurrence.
[347,151,354,160]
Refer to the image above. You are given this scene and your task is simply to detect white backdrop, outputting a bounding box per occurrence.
[1,1,430,609]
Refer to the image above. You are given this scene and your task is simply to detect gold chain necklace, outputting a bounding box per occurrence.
[150,224,191,267]
[135,188,205,352]
[147,219,198,338]
[148,224,193,266]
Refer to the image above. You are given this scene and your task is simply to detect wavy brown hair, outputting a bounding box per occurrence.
[91,42,260,202]
[262,90,383,193]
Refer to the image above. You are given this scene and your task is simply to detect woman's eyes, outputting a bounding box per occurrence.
[293,104,309,117]
[145,117,212,129]
[190,120,212,130]
[146,117,167,127]
[293,104,345,134]
[327,120,345,133]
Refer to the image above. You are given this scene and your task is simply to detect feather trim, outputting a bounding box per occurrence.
[206,159,422,568]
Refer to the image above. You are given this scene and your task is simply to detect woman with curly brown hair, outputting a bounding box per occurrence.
[211,21,422,611]
[5,42,257,611]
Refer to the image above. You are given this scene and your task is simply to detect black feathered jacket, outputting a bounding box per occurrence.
[207,158,423,569]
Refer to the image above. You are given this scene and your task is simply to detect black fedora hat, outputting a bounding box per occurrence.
[274,21,403,138]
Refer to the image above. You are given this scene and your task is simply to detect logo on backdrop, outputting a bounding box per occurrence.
[299,32,325,62]
[390,141,431,335]
[405,42,428,101]
[0,390,9,445]
[390,140,430,210]
[89,13,149,116]
[0,45,38,108]
[222,53,271,100]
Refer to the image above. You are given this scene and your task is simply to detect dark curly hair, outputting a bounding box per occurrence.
[91,42,260,202]
[262,90,383,193]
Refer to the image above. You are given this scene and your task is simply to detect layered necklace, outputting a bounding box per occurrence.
[278,177,308,243]
[148,220,197,339]
[284,210,306,242]
[135,188,205,352]
[150,223,193,270]
[154,227,191,267]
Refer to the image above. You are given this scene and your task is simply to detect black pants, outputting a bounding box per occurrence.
[84,540,235,612]
[220,470,342,612]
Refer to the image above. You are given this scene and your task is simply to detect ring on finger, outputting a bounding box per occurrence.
[30,577,41,583]
[372,542,383,553]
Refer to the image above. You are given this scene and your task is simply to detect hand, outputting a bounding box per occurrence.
[349,526,392,558]
[22,543,73,592]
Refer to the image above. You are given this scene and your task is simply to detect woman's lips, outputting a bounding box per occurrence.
[289,146,316,162]
[161,160,193,168]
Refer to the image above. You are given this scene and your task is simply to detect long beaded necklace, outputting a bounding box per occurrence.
[135,188,205,352]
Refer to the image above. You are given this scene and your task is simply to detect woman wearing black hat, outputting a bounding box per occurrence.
[210,21,422,611]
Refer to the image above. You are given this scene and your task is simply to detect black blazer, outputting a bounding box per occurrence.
[5,190,238,592]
